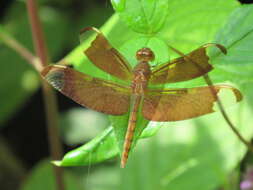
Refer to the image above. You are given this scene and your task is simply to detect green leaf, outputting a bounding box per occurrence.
[20,160,82,190]
[55,123,161,167]
[55,127,117,166]
[159,0,240,53]
[139,121,163,138]
[111,0,169,34]
[210,5,253,84]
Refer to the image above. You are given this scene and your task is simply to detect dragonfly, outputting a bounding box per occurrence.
[41,27,242,168]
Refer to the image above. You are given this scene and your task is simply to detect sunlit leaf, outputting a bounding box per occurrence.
[111,0,169,34]
[55,122,162,166]
[210,4,253,84]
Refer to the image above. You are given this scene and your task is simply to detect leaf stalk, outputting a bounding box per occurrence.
[26,0,65,189]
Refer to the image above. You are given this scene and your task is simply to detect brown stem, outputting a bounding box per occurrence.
[168,44,253,152]
[26,0,65,190]
[26,0,48,66]
[41,82,65,190]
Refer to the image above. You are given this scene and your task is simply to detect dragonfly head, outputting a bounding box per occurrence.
[136,47,155,62]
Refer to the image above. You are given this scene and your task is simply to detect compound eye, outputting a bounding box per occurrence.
[136,48,155,62]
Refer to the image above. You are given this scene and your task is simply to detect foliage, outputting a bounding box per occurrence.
[1,0,253,190]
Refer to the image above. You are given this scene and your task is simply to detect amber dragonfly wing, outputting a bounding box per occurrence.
[142,85,242,121]
[150,43,227,84]
[81,27,133,81]
[41,65,131,115]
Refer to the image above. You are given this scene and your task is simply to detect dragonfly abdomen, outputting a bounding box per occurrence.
[121,95,142,168]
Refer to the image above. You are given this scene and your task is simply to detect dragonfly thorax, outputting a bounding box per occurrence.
[132,62,151,94]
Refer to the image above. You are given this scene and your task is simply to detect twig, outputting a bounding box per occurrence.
[168,44,253,152]
[0,30,42,72]
[26,0,65,190]
[203,74,253,152]
[26,0,48,66]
